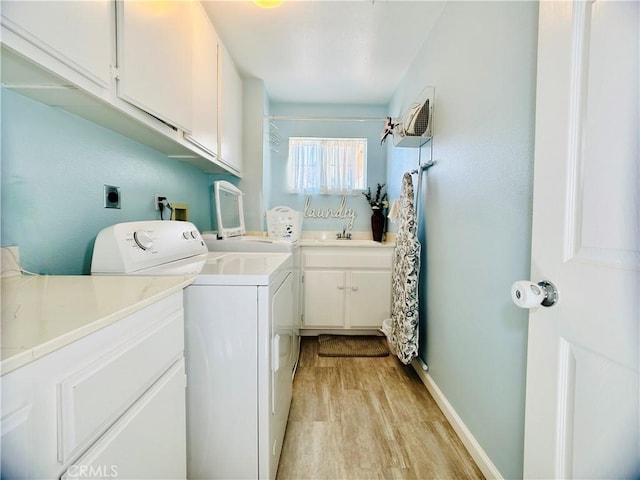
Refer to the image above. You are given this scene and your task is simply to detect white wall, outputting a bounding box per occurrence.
[386,2,539,478]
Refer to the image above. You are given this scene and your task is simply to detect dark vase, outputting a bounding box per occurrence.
[371,207,385,242]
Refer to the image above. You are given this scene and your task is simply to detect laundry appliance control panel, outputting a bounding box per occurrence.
[91,221,207,274]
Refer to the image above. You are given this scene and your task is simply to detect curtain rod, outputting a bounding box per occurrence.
[265,115,385,122]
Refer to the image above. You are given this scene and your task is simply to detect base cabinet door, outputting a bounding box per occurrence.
[303,270,345,328]
[62,359,187,480]
[348,270,392,328]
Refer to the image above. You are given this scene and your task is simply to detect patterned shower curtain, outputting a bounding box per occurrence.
[389,173,421,365]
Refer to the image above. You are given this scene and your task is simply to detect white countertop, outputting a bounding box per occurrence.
[1,274,194,375]
[299,231,396,248]
[201,230,396,249]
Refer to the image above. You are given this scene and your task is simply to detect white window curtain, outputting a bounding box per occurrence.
[287,137,367,194]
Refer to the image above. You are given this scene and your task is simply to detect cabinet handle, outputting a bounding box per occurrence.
[351,286,359,291]
[337,285,345,290]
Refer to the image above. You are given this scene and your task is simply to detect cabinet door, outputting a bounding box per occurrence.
[116,0,193,132]
[61,359,187,480]
[185,3,218,156]
[1,404,33,479]
[57,312,183,462]
[217,42,243,174]
[303,270,345,327]
[1,0,113,89]
[348,270,392,328]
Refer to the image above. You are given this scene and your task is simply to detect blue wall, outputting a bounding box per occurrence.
[267,103,387,233]
[386,2,538,478]
[1,88,212,275]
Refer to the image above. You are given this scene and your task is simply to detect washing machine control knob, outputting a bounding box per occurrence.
[133,230,153,250]
[190,230,198,239]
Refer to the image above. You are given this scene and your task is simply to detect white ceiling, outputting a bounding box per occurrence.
[201,1,446,105]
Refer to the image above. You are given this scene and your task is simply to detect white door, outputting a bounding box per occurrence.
[523,1,639,478]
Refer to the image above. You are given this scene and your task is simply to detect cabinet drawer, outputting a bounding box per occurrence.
[60,359,186,480]
[57,311,184,462]
[304,252,392,269]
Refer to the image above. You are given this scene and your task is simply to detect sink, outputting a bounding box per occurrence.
[313,239,388,247]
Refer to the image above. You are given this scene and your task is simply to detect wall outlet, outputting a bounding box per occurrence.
[104,185,121,209]
[154,193,166,210]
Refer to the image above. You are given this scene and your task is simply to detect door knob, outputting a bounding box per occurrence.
[511,280,559,308]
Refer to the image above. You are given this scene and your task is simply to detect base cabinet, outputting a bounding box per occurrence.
[301,247,393,330]
[0,293,187,480]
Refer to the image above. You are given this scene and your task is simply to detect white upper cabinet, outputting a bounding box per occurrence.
[185,3,219,157]
[217,41,243,175]
[0,0,113,93]
[1,0,245,175]
[116,0,193,133]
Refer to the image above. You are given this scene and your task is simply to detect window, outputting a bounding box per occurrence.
[287,137,367,194]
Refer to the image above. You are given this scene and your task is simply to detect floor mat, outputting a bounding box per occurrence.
[317,335,389,357]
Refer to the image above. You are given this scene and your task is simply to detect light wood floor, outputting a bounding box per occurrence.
[276,337,485,480]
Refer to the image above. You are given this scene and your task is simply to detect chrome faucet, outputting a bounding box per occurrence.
[336,225,352,240]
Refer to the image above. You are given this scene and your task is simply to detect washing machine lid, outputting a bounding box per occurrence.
[201,233,298,253]
[194,252,292,286]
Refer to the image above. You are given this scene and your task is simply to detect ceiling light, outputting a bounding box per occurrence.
[253,0,282,8]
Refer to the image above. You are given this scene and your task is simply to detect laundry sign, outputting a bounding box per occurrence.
[303,195,357,229]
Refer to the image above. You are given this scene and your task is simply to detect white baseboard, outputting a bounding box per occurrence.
[411,359,504,480]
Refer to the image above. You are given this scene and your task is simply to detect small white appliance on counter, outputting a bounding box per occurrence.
[91,220,295,480]
[203,180,301,251]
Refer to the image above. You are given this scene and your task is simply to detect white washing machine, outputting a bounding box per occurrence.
[91,221,294,480]
[185,252,294,480]
[202,181,302,376]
